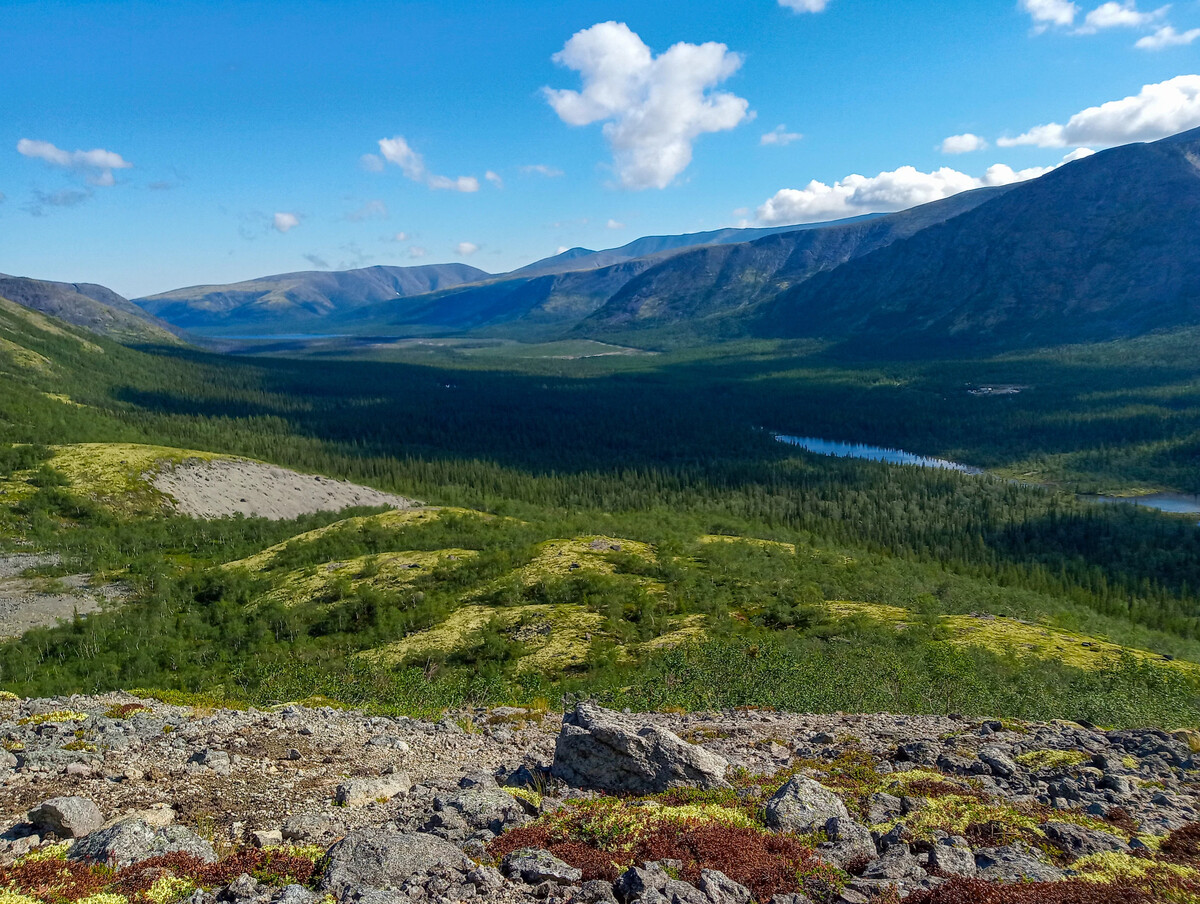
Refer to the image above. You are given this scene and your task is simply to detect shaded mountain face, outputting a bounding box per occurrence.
[506,218,878,279]
[0,275,180,345]
[754,128,1200,353]
[575,187,1012,336]
[135,263,491,332]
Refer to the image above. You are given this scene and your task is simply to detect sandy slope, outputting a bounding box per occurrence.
[152,460,418,520]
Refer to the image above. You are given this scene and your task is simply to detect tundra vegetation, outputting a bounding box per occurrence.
[0,298,1199,727]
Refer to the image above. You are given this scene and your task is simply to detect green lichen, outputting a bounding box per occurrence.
[144,875,196,904]
[1073,850,1198,883]
[19,710,89,725]
[1015,749,1091,771]
[15,842,70,864]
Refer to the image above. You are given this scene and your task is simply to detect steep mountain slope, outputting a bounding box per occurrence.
[335,257,662,337]
[507,217,877,279]
[318,203,987,339]
[576,186,1012,336]
[755,128,1200,352]
[0,275,180,345]
[135,263,490,332]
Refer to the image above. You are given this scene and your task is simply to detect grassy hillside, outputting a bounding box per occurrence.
[0,303,1199,725]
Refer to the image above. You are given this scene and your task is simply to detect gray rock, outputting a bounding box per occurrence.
[434,788,529,834]
[861,845,926,882]
[614,863,710,904]
[335,774,411,806]
[69,819,217,869]
[502,848,583,885]
[573,880,619,904]
[320,829,474,899]
[866,793,902,825]
[28,796,103,838]
[553,703,729,794]
[0,749,17,772]
[928,841,976,877]
[978,746,1018,779]
[765,777,849,834]
[818,817,877,869]
[282,812,342,843]
[1041,821,1129,858]
[269,886,318,904]
[975,844,1064,882]
[697,869,753,904]
[191,748,232,776]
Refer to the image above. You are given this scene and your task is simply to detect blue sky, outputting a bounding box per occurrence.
[2,0,1199,298]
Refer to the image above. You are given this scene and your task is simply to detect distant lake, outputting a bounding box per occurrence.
[773,435,984,475]
[774,434,1200,519]
[1090,493,1200,516]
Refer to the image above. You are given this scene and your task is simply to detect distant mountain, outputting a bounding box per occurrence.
[507,218,878,279]
[575,187,1012,336]
[751,128,1200,352]
[0,275,180,345]
[135,263,491,333]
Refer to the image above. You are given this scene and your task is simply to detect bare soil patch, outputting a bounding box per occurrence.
[151,460,418,520]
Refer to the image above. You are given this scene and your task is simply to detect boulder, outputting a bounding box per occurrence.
[433,788,529,835]
[764,777,849,834]
[552,703,729,794]
[502,848,583,885]
[697,870,754,904]
[974,844,1064,882]
[613,863,708,904]
[334,774,411,807]
[928,840,976,877]
[28,797,104,839]
[1041,821,1129,858]
[861,845,926,882]
[69,819,217,869]
[319,829,475,900]
[819,817,878,869]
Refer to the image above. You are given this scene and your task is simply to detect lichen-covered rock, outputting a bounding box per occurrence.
[1041,821,1129,857]
[319,828,475,901]
[974,844,1064,882]
[552,703,729,793]
[764,777,849,833]
[818,816,878,869]
[69,819,217,868]
[28,796,103,838]
[502,847,583,885]
[928,840,977,876]
[334,773,411,806]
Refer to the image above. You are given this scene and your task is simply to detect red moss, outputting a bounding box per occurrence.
[0,847,318,903]
[491,822,840,903]
[1159,822,1200,866]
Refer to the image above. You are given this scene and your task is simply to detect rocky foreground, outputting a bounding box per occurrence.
[2,693,1200,904]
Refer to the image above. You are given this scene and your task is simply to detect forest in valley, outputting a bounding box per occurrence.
[2,308,1200,726]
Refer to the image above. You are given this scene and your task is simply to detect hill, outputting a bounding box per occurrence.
[754,128,1200,352]
[134,263,491,333]
[575,186,1011,337]
[0,275,180,345]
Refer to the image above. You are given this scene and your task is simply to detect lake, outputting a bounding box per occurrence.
[774,434,1200,517]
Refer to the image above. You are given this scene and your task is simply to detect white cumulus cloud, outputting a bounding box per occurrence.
[999,75,1200,147]
[1021,0,1080,29]
[761,125,803,146]
[17,139,132,186]
[755,151,1089,225]
[456,241,479,256]
[778,0,831,11]
[485,170,504,188]
[273,212,300,233]
[606,218,625,229]
[1137,25,1200,48]
[1078,1,1166,32]
[941,133,989,153]
[408,246,427,259]
[543,21,752,190]
[377,136,480,192]
[520,164,565,177]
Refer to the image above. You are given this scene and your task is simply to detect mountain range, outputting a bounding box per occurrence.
[4,127,1199,355]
